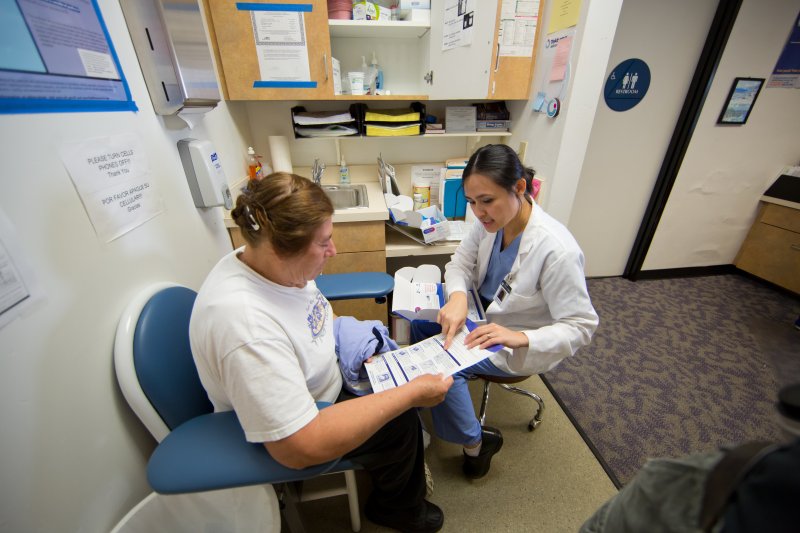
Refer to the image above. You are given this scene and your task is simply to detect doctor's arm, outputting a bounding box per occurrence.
[517,251,598,371]
[440,223,484,348]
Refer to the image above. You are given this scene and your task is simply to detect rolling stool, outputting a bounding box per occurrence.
[315,272,394,303]
[472,374,545,431]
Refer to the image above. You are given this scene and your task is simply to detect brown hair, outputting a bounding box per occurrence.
[231,172,334,257]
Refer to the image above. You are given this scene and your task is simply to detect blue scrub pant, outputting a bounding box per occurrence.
[410,320,514,446]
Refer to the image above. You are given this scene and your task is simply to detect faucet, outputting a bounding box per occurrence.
[312,158,325,185]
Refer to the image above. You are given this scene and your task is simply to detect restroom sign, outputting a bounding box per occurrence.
[604,58,651,111]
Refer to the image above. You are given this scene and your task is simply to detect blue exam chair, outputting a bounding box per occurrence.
[114,283,361,532]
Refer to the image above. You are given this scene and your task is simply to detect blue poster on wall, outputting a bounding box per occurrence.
[767,10,800,89]
[604,58,651,112]
[0,0,137,114]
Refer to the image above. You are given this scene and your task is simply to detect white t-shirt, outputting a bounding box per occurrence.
[189,248,342,443]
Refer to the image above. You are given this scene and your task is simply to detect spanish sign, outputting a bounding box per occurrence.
[604,58,651,112]
[58,133,164,243]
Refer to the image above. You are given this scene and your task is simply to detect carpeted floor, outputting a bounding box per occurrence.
[543,274,800,486]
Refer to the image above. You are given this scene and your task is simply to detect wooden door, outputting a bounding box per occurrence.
[204,0,333,100]
[486,0,544,99]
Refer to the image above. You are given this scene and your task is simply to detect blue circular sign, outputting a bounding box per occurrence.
[604,58,651,111]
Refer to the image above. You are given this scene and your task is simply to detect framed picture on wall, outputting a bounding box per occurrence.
[717,77,765,124]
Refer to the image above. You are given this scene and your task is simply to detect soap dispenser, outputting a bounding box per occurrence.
[339,157,350,185]
[369,51,383,95]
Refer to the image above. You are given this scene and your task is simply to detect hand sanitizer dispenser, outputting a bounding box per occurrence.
[178,138,233,209]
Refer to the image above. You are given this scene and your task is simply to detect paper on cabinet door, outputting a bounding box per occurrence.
[251,11,311,82]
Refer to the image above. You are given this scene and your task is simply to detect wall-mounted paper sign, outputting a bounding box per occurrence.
[58,133,164,243]
[0,209,44,331]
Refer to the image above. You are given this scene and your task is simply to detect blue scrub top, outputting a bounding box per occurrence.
[478,229,521,307]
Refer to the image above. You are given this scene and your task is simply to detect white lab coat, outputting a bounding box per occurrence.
[444,204,599,375]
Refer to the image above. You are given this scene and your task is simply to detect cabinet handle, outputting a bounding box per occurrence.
[323,53,328,81]
[791,244,800,252]
[494,42,500,72]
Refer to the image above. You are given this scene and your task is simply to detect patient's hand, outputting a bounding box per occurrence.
[405,373,453,407]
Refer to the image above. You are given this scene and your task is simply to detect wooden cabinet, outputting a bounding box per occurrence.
[203,0,542,101]
[227,221,389,323]
[204,0,333,100]
[323,221,388,323]
[735,202,800,294]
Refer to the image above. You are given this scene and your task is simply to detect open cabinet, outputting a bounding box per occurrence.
[203,0,544,101]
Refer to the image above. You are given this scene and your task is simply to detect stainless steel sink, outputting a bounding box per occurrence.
[321,184,369,209]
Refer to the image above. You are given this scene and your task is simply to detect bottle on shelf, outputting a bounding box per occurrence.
[246,146,264,182]
[367,51,383,95]
[339,157,350,185]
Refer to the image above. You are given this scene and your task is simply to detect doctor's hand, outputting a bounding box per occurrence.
[437,292,468,350]
[405,373,453,407]
[465,323,529,351]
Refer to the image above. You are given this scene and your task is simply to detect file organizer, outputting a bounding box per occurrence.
[291,105,363,138]
[362,102,426,137]
[474,101,511,131]
[442,160,468,218]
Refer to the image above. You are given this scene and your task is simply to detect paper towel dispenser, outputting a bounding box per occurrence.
[120,0,220,115]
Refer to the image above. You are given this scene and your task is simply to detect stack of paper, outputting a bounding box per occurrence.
[366,123,421,136]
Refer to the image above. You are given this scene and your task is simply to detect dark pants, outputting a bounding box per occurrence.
[339,388,426,512]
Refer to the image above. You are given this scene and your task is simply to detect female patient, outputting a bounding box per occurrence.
[414,144,598,479]
[189,172,452,533]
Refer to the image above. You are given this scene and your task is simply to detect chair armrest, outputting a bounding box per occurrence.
[147,411,357,494]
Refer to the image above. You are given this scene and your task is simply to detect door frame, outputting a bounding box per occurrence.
[624,0,743,279]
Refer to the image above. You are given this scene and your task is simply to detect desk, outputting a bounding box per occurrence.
[735,197,800,294]
[385,227,459,257]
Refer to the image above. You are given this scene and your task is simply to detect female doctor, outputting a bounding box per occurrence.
[415,144,599,479]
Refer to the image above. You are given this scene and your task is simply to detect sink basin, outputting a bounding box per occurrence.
[321,184,369,209]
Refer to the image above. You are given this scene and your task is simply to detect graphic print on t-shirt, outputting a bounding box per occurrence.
[306,292,329,343]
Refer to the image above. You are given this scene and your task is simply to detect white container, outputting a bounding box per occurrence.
[331,57,342,96]
[348,71,365,95]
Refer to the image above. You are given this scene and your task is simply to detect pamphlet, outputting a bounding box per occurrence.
[365,321,503,392]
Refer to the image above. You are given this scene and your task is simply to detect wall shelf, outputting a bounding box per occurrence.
[294,131,511,164]
[294,131,511,140]
[328,19,430,39]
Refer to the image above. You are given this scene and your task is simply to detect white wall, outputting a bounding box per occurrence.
[509,0,623,222]
[0,1,250,531]
[566,0,720,277]
[644,0,800,270]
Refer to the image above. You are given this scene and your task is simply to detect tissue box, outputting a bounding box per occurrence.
[388,204,450,243]
[391,265,486,324]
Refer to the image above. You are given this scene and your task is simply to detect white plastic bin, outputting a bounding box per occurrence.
[111,486,280,533]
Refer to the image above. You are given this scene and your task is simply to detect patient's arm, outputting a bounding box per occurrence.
[264,373,452,469]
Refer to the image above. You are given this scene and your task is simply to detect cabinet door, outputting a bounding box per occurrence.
[205,0,333,100]
[486,0,544,99]
[424,0,497,99]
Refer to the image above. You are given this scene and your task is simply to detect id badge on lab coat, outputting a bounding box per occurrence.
[493,277,513,306]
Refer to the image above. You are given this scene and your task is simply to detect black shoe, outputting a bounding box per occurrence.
[462,426,504,479]
[365,497,444,533]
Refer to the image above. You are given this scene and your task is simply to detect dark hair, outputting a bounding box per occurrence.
[463,144,536,197]
[231,172,333,257]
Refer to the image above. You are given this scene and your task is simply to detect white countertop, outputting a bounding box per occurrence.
[330,180,390,223]
[224,179,389,228]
